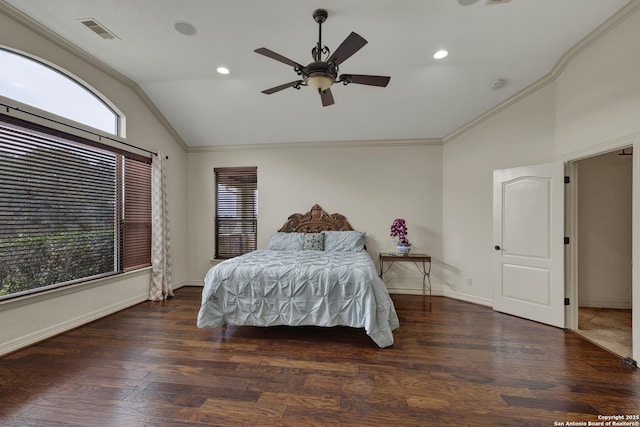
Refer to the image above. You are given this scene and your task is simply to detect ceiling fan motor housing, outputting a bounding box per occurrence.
[302,61,338,90]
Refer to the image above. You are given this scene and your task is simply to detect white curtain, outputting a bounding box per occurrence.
[150,151,173,300]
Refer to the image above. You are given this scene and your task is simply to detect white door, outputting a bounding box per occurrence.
[493,163,565,328]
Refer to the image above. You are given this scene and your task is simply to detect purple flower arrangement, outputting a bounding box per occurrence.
[390,218,409,244]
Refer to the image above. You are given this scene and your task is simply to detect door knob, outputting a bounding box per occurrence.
[494,245,501,250]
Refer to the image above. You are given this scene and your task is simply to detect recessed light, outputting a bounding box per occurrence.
[216,67,230,75]
[433,50,449,60]
[174,21,197,36]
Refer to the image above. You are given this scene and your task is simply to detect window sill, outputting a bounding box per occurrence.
[0,267,151,310]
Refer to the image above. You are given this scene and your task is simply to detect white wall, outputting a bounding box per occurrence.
[442,83,557,304]
[186,142,443,294]
[555,8,640,158]
[578,151,632,308]
[550,4,640,359]
[0,10,188,355]
[442,4,640,359]
[443,5,640,303]
[3,0,640,357]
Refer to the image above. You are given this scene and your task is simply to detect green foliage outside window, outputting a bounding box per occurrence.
[0,230,115,296]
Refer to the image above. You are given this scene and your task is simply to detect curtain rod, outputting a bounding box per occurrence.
[1,102,167,159]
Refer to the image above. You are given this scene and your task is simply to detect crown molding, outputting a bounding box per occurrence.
[0,1,189,151]
[443,0,640,145]
[187,138,442,153]
[4,0,638,152]
[561,130,639,163]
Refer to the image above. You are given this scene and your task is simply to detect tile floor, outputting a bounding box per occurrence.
[576,307,632,359]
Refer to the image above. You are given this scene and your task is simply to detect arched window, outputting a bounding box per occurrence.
[0,48,149,301]
[0,48,120,135]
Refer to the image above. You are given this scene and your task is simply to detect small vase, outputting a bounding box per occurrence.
[397,242,411,255]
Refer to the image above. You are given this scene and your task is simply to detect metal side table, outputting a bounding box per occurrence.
[379,252,432,310]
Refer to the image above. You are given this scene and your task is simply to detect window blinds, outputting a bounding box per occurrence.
[0,120,151,299]
[214,167,257,259]
[123,158,151,270]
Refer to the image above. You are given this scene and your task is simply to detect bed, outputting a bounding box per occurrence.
[197,204,399,347]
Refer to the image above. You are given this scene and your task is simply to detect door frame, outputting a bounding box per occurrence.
[563,133,639,361]
[565,160,579,331]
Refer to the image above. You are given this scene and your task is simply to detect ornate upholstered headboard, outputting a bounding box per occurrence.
[277,204,354,233]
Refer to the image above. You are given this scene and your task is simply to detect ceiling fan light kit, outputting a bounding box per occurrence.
[304,60,337,91]
[254,8,390,106]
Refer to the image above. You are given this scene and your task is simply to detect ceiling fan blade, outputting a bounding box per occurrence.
[320,88,335,107]
[341,74,390,87]
[254,48,303,69]
[261,80,303,94]
[327,32,367,65]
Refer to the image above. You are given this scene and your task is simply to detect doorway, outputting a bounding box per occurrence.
[573,148,633,358]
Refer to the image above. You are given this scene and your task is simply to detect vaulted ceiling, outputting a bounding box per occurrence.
[1,0,633,147]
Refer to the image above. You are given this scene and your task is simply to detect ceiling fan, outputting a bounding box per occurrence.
[254,9,390,107]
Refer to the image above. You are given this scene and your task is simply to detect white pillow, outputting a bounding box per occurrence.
[322,230,366,252]
[267,232,305,250]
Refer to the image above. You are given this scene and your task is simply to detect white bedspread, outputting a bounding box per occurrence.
[197,249,399,347]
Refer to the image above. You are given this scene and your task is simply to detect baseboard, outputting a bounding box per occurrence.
[375,283,494,309]
[579,299,632,310]
[0,293,148,357]
[386,287,443,296]
[387,285,493,308]
[441,286,493,307]
[0,281,494,356]
[1,280,202,356]
[177,280,204,287]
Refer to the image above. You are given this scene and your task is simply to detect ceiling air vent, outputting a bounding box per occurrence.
[78,18,119,40]
[487,0,511,4]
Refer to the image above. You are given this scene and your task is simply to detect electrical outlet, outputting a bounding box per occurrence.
[467,278,472,287]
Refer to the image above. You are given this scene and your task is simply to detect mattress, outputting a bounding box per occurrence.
[197,249,399,347]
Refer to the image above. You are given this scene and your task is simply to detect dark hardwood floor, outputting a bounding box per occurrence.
[1,286,639,426]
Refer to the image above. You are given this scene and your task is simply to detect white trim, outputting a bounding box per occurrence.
[0,95,154,159]
[560,131,640,163]
[564,138,638,361]
[179,281,205,287]
[2,1,639,151]
[441,285,493,308]
[564,161,579,330]
[0,292,148,356]
[633,140,640,361]
[0,267,151,310]
[563,138,636,333]
[0,45,124,137]
[188,138,442,153]
[0,2,132,88]
[578,299,632,310]
[386,287,443,296]
[443,0,640,145]
[0,2,188,151]
[0,272,197,357]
